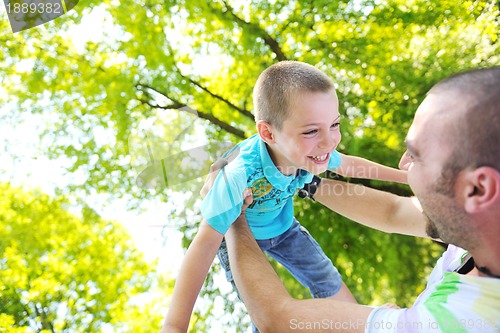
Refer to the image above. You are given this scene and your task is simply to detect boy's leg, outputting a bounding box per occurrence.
[265,219,357,303]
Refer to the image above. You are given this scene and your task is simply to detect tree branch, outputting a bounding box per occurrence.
[178,71,255,121]
[136,84,247,138]
[219,1,288,61]
[11,288,33,327]
[33,303,56,333]
[195,108,247,138]
[166,45,255,121]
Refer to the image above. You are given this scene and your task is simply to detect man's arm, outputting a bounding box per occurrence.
[160,220,224,333]
[314,178,431,238]
[225,203,374,333]
[336,153,408,184]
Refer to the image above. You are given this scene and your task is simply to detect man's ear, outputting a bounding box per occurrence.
[257,120,275,144]
[463,167,500,214]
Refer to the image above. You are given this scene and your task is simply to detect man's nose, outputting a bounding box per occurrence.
[399,150,411,170]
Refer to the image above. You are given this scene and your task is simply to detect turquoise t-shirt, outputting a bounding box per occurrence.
[201,134,342,240]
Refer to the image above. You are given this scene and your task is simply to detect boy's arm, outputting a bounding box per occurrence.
[335,153,408,184]
[314,178,434,239]
[160,220,224,333]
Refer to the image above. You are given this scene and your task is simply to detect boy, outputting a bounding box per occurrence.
[162,61,407,333]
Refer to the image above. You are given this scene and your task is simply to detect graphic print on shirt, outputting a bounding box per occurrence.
[247,168,293,213]
[250,177,273,198]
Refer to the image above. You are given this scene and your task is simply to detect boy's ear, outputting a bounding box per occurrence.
[257,121,275,144]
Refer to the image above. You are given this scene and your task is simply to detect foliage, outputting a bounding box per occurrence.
[2,0,499,331]
[0,183,164,332]
[0,314,30,333]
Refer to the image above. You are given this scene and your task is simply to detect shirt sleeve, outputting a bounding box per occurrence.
[365,303,496,333]
[328,150,342,170]
[365,307,403,333]
[365,247,500,333]
[200,162,247,235]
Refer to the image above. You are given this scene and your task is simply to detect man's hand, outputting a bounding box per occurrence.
[200,158,228,197]
[241,188,253,210]
[159,324,184,333]
[200,147,240,197]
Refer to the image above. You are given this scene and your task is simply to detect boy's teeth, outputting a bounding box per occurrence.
[311,154,327,161]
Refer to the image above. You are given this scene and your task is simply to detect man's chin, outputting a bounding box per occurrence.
[425,217,441,239]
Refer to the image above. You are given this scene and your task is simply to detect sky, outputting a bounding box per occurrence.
[0,4,183,272]
[0,4,251,332]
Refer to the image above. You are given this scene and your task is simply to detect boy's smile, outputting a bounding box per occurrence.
[259,89,341,176]
[309,153,330,163]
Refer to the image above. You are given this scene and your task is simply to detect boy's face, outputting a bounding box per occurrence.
[267,89,341,175]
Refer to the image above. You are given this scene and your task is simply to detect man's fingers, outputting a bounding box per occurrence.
[200,147,240,197]
[232,189,253,230]
[210,158,228,172]
[242,188,253,209]
[200,158,229,197]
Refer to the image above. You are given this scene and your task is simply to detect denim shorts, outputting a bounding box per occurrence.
[217,218,343,306]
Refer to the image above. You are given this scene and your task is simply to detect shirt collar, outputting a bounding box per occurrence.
[259,138,296,191]
[299,169,314,185]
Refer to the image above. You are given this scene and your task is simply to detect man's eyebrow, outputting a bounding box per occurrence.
[404,140,419,157]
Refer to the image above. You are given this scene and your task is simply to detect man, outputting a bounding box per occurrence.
[223,67,500,333]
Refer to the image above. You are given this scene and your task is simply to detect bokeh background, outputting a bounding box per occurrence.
[1,1,499,332]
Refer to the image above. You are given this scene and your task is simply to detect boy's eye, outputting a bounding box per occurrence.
[302,129,318,135]
[331,122,340,128]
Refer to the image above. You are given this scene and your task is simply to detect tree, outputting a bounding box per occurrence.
[0,314,30,333]
[0,183,164,332]
[2,0,499,331]
[2,0,496,201]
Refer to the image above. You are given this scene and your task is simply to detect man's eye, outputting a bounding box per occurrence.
[303,129,318,135]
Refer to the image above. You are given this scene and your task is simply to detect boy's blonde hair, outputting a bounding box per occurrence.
[253,61,335,130]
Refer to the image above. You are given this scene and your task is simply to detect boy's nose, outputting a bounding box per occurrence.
[318,131,339,149]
